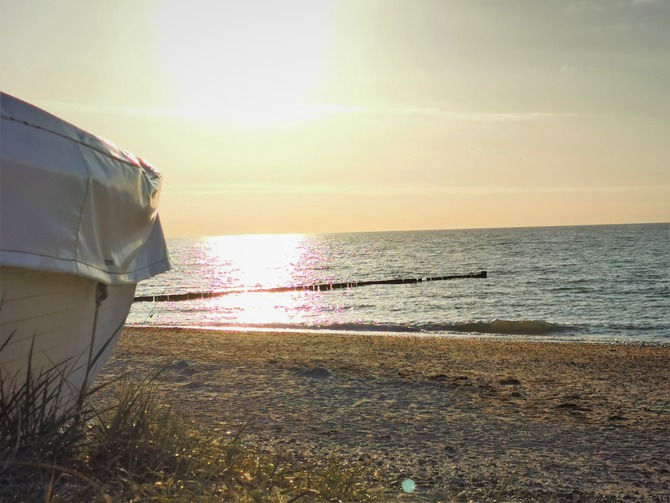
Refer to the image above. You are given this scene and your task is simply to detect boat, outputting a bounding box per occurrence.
[0,92,171,415]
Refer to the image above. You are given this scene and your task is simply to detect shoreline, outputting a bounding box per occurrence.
[98,326,670,501]
[125,323,670,346]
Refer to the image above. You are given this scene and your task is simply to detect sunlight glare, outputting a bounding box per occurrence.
[199,233,321,326]
[154,1,334,127]
[203,234,307,289]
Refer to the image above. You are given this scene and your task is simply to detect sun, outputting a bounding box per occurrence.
[153,1,334,127]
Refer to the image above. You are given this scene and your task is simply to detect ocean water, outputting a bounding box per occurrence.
[128,223,669,343]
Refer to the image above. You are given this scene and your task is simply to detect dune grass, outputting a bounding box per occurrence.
[0,362,386,502]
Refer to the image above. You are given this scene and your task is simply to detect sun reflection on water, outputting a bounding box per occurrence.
[203,234,308,287]
[193,234,336,327]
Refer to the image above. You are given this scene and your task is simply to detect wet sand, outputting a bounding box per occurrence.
[97,327,670,502]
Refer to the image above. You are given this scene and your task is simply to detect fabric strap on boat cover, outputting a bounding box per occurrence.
[0,92,171,285]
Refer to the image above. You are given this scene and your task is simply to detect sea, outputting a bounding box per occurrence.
[127,223,669,344]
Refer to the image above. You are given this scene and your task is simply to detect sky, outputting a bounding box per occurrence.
[1,0,669,237]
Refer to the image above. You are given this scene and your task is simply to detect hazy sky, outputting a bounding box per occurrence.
[2,0,669,236]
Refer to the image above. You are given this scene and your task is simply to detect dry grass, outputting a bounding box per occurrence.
[0,364,386,502]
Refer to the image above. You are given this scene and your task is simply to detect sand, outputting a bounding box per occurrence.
[97,327,670,502]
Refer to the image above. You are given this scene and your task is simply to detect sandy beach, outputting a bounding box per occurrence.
[97,327,670,502]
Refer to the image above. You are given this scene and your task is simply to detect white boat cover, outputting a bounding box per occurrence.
[0,92,171,285]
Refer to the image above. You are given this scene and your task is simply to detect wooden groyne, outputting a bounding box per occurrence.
[134,271,487,303]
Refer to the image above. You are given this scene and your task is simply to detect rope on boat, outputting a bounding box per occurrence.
[133,271,487,303]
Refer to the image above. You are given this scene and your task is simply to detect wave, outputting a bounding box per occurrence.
[432,319,568,336]
[317,319,569,336]
[134,319,570,337]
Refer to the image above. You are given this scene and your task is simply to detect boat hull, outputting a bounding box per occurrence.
[0,266,135,412]
[1,93,170,417]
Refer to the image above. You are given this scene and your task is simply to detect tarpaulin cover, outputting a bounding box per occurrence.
[0,92,171,285]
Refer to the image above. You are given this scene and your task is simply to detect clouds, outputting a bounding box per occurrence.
[350,106,576,123]
[32,98,575,128]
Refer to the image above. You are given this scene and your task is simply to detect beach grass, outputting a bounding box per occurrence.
[0,366,385,502]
